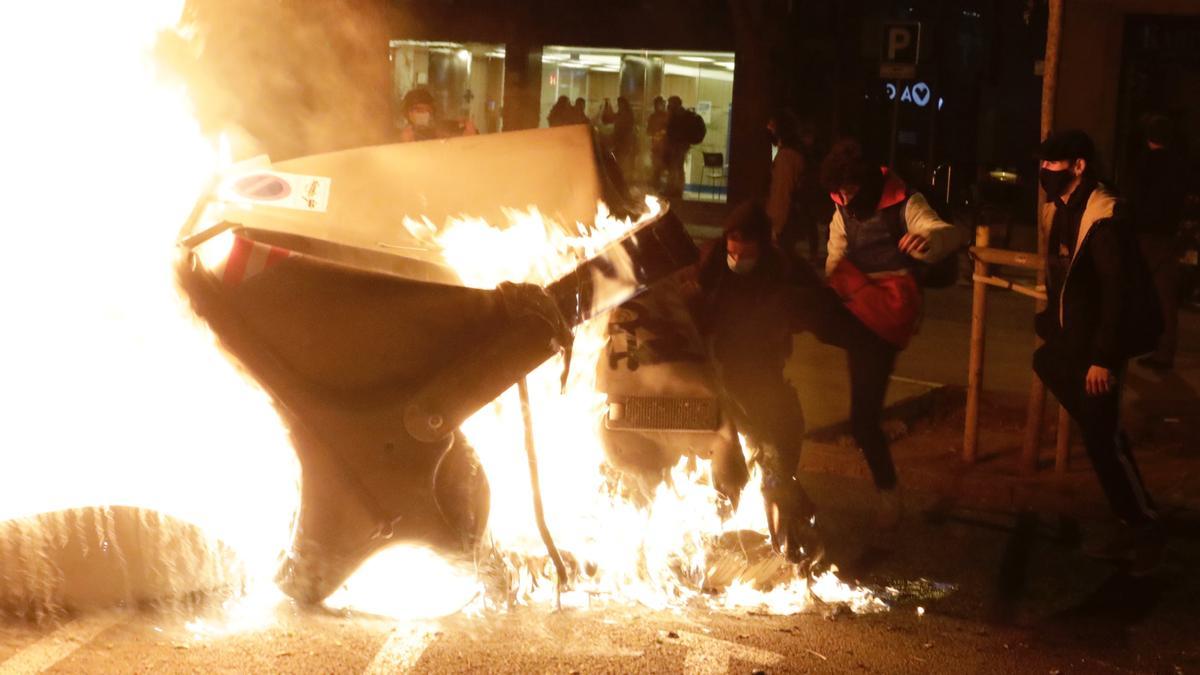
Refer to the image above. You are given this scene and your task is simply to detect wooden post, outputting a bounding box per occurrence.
[1054,406,1071,474]
[963,224,990,463]
[1020,372,1047,473]
[1020,0,1064,475]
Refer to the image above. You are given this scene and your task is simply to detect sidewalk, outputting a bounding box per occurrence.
[790,283,1200,520]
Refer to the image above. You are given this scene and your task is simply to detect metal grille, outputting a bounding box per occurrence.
[605,396,720,432]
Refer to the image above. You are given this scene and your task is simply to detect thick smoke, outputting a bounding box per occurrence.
[162,0,404,160]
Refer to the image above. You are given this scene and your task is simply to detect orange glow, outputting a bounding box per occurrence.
[0,1,880,621]
[0,0,299,615]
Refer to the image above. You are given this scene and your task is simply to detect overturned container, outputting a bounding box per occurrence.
[175,125,698,603]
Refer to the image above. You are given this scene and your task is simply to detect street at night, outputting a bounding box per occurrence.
[1,467,1197,673]
[2,0,1199,673]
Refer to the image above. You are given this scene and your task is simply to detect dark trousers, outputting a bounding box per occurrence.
[1140,234,1180,364]
[794,287,900,490]
[1033,341,1158,526]
[718,370,807,483]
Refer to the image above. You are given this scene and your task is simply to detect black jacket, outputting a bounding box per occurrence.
[1035,185,1162,367]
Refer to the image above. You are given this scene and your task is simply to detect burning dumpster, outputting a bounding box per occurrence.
[175,126,698,603]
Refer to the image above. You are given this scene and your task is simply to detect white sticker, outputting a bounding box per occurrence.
[221,170,332,213]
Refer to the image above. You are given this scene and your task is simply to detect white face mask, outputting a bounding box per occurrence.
[410,111,432,127]
[727,253,758,274]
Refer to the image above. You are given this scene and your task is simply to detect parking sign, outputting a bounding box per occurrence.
[881,21,920,80]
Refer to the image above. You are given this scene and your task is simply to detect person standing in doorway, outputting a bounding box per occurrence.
[1131,115,1187,371]
[662,96,706,201]
[548,95,575,127]
[766,109,818,264]
[647,96,670,193]
[1033,130,1165,575]
[607,96,636,180]
[573,97,590,126]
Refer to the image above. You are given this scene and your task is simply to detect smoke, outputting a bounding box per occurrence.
[163,0,405,161]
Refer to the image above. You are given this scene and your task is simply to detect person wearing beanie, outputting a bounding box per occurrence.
[694,202,823,568]
[1034,129,1166,576]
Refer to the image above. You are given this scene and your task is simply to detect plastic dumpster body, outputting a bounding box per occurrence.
[176,126,698,603]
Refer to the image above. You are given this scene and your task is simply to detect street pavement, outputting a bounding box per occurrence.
[0,471,1196,674]
[2,282,1197,674]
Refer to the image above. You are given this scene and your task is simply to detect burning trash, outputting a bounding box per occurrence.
[177,124,881,615]
[1,0,882,620]
[177,125,703,604]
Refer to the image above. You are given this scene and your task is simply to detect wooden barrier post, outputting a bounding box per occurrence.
[1020,0,1064,476]
[1020,368,1047,473]
[963,225,990,463]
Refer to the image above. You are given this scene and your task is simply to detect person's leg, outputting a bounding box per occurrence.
[1076,369,1158,527]
[1036,345,1164,569]
[847,339,899,491]
[723,373,820,565]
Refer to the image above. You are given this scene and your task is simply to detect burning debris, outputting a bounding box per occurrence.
[1,1,884,622]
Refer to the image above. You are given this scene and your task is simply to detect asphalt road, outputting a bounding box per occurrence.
[1,474,1196,674]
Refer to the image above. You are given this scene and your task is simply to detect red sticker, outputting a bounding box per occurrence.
[232,173,291,201]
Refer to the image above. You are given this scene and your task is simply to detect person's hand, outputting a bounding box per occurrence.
[898,233,930,255]
[1085,365,1113,396]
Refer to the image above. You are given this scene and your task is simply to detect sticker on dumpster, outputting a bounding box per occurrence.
[233,173,291,200]
[222,170,331,213]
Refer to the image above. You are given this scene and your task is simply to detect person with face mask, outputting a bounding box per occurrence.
[1032,130,1165,576]
[809,138,960,531]
[398,87,477,143]
[694,203,823,568]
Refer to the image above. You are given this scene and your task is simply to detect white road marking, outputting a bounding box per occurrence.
[0,612,126,675]
[362,623,438,674]
[676,630,784,675]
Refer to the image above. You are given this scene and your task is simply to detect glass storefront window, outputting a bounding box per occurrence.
[542,46,735,203]
[389,40,506,136]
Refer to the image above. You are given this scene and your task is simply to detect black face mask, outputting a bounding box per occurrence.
[1039,167,1074,201]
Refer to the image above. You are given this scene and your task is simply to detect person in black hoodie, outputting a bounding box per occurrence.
[695,203,823,568]
[1033,130,1165,576]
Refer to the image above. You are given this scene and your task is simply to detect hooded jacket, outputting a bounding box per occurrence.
[1036,184,1162,367]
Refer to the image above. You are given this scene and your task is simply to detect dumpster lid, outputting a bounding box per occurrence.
[183,125,617,288]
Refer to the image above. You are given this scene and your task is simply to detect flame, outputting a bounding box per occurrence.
[0,1,299,614]
[0,1,879,621]
[340,200,885,616]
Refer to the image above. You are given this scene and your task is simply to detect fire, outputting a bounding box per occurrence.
[0,1,299,615]
[0,1,880,622]
[337,200,885,616]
